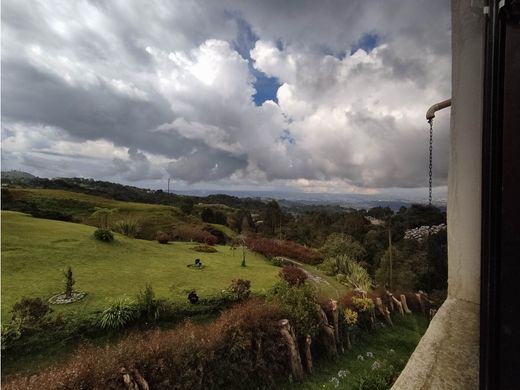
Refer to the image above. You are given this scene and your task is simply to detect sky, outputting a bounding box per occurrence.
[1,0,451,197]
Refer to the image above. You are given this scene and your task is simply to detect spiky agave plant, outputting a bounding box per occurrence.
[99,298,138,329]
[331,255,373,292]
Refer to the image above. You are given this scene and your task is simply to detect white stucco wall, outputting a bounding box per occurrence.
[392,1,482,387]
[447,0,484,305]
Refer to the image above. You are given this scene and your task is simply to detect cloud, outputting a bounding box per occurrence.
[1,0,451,193]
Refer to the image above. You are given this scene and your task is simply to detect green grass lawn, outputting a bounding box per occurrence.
[1,211,278,319]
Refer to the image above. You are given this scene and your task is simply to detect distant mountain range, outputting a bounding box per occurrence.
[1,171,446,211]
[173,189,446,211]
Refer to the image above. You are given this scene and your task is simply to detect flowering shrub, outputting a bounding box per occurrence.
[352,296,375,313]
[247,237,323,265]
[344,308,358,327]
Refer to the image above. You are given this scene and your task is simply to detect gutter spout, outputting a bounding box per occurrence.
[426,99,452,122]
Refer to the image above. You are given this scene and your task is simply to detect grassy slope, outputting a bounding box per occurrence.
[6,188,236,240]
[1,211,277,318]
[285,314,428,389]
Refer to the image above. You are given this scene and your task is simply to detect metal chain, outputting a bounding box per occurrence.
[428,119,433,205]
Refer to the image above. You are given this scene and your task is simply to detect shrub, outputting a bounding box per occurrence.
[114,220,140,238]
[136,284,165,322]
[343,308,358,327]
[271,256,286,267]
[99,298,138,329]
[11,297,51,324]
[155,231,170,244]
[30,209,73,222]
[247,237,323,265]
[279,266,308,286]
[320,233,367,261]
[192,244,218,253]
[269,281,321,338]
[171,225,218,244]
[93,228,114,242]
[1,319,22,351]
[227,279,251,300]
[319,255,373,291]
[204,234,218,246]
[5,300,288,390]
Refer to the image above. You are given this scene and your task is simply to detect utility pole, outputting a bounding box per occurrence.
[388,219,393,290]
[167,178,170,194]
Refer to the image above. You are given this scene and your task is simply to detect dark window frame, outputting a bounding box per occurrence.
[481,1,520,389]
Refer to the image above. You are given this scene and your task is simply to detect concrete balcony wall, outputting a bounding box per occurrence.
[392,0,482,388]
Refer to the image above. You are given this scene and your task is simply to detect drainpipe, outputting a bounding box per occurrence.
[426,99,452,122]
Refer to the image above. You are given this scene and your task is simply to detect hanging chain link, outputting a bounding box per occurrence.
[428,119,433,205]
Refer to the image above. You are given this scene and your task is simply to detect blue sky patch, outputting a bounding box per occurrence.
[253,72,281,105]
[230,14,282,105]
[351,32,380,54]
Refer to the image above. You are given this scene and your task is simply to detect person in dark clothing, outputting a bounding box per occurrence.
[188,290,199,304]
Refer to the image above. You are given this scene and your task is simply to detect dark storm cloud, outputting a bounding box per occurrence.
[1,0,451,192]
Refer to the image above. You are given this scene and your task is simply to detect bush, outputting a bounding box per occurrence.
[227,279,251,300]
[269,281,321,338]
[320,233,367,261]
[204,234,218,246]
[93,228,114,242]
[136,285,165,322]
[155,231,170,244]
[11,297,51,324]
[279,266,308,286]
[247,237,323,265]
[1,319,22,351]
[271,256,286,267]
[114,220,140,238]
[171,225,218,244]
[99,298,138,329]
[320,255,373,291]
[5,300,288,390]
[192,244,218,253]
[30,209,73,222]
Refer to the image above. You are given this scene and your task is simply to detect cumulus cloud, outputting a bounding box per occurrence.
[1,0,451,193]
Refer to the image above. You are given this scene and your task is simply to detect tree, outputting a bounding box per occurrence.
[262,200,281,236]
[367,206,394,220]
[375,240,428,291]
[237,235,247,267]
[64,266,75,298]
[180,199,194,215]
[90,208,117,229]
[320,233,366,261]
[214,211,227,225]
[201,208,215,223]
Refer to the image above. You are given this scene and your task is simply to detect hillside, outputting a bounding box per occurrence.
[1,188,235,241]
[0,172,268,210]
[1,211,280,319]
